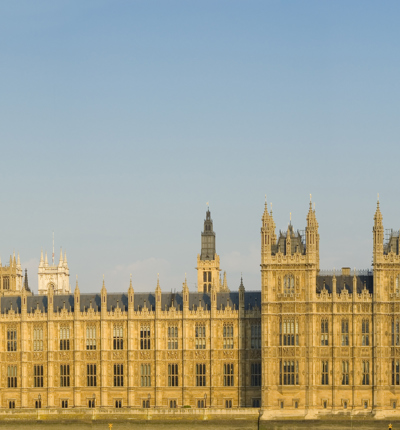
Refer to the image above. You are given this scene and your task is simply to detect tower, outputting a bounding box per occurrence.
[38,247,71,295]
[260,196,319,417]
[196,208,227,292]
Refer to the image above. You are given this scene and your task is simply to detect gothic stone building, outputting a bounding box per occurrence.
[0,201,400,419]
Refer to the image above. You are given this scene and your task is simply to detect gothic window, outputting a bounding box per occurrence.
[113,325,123,350]
[321,361,329,385]
[223,363,234,386]
[362,319,370,346]
[86,326,96,350]
[362,361,370,385]
[34,365,43,388]
[397,275,400,294]
[195,323,206,349]
[87,364,97,387]
[341,361,349,385]
[3,276,9,290]
[59,327,70,350]
[7,365,17,388]
[223,324,234,349]
[203,271,211,293]
[141,364,151,387]
[251,324,261,349]
[60,364,70,387]
[341,320,349,346]
[140,325,151,350]
[113,364,123,387]
[7,328,17,352]
[168,326,178,350]
[196,363,206,386]
[280,360,299,385]
[392,319,400,346]
[321,319,328,346]
[168,364,178,387]
[33,327,43,351]
[393,360,400,385]
[284,274,295,295]
[251,362,261,387]
[280,318,299,346]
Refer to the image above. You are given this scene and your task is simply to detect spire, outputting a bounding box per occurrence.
[13,251,16,266]
[58,247,63,266]
[23,269,31,292]
[223,271,228,291]
[17,252,21,267]
[64,251,68,268]
[239,273,244,290]
[200,207,216,260]
[129,273,133,290]
[74,275,80,294]
[156,273,161,292]
[45,252,48,266]
[39,249,44,267]
[262,195,270,221]
[374,195,383,226]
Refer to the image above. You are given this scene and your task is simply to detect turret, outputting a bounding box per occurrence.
[101,276,107,316]
[373,198,384,264]
[155,274,161,313]
[261,197,276,263]
[128,275,134,318]
[306,195,319,268]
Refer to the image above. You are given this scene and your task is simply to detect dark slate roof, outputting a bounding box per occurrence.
[316,275,373,295]
[134,293,156,312]
[272,224,306,256]
[53,295,74,312]
[27,295,47,313]
[189,293,211,310]
[1,296,21,314]
[80,294,102,312]
[107,294,128,312]
[161,293,183,311]
[244,291,261,310]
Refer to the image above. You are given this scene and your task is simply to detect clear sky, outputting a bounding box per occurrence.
[1,1,400,294]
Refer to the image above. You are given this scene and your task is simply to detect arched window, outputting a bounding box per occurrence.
[284,275,295,295]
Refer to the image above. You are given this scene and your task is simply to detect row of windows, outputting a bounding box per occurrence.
[4,363,261,388]
[5,324,263,352]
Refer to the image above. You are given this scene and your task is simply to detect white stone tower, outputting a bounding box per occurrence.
[38,248,71,295]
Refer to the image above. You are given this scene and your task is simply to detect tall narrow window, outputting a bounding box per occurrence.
[396,275,400,294]
[393,360,400,385]
[87,364,97,387]
[195,324,206,349]
[113,325,123,350]
[168,326,178,350]
[34,365,43,388]
[392,319,400,346]
[341,320,349,346]
[223,363,234,386]
[284,274,295,295]
[280,319,299,346]
[141,364,151,387]
[341,361,349,385]
[60,327,70,350]
[140,325,151,350]
[362,361,370,385]
[7,365,17,388]
[7,329,17,352]
[86,326,96,350]
[251,324,261,349]
[362,320,370,346]
[321,361,329,385]
[3,277,9,290]
[251,362,261,387]
[60,364,70,387]
[196,363,206,386]
[223,324,233,349]
[321,319,328,346]
[280,360,299,385]
[33,327,43,351]
[114,364,123,387]
[168,364,178,387]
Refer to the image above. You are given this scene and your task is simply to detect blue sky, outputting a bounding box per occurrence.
[1,1,400,293]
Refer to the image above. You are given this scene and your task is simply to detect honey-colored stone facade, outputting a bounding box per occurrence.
[1,201,400,420]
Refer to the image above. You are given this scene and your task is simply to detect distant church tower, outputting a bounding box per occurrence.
[196,208,229,293]
[38,248,71,295]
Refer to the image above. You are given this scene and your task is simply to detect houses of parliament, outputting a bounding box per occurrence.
[1,198,400,419]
